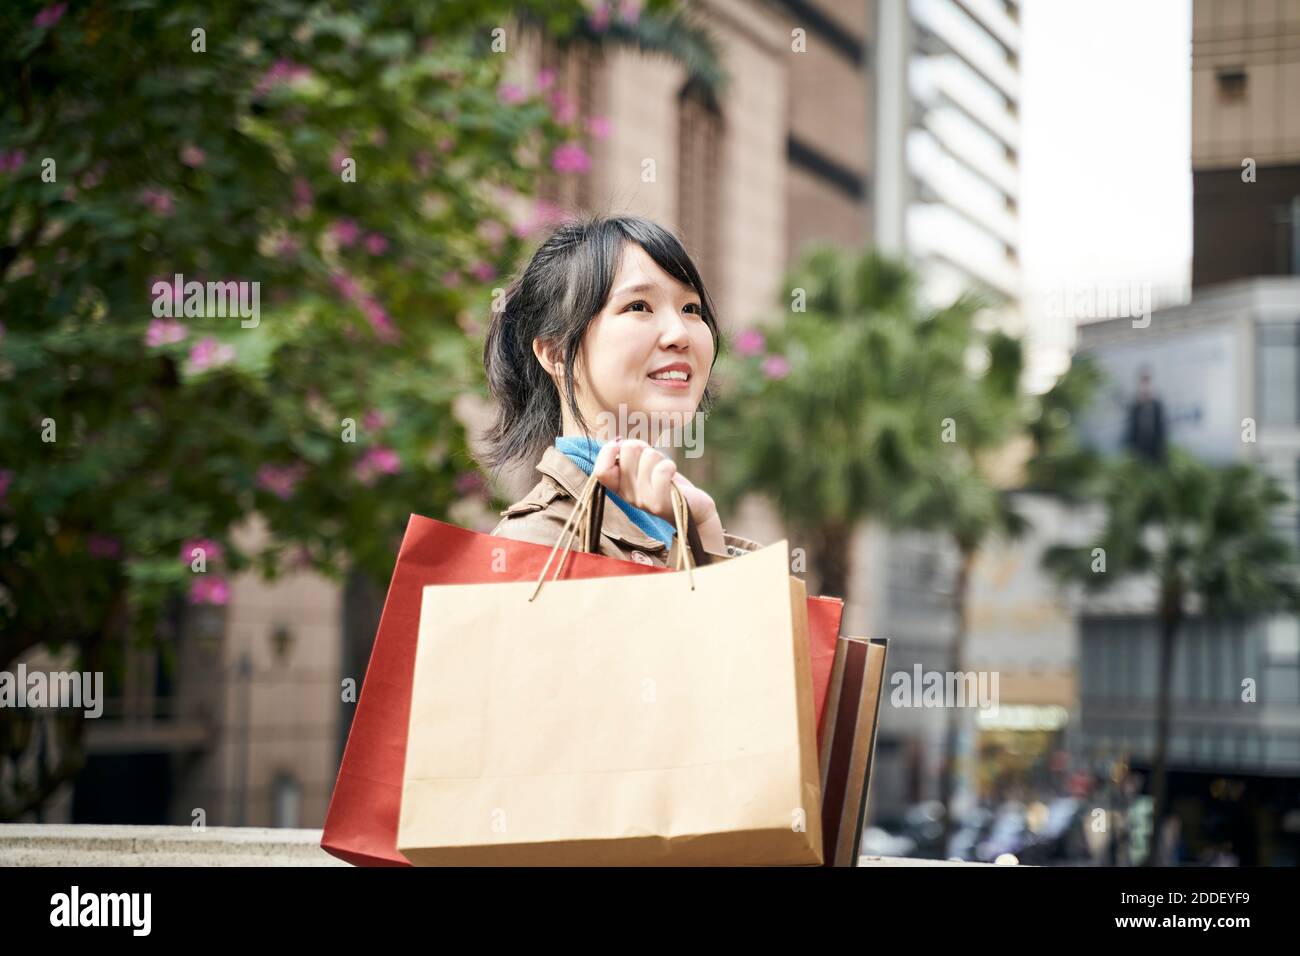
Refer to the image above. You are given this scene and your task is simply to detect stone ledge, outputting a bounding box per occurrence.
[0,825,996,866]
[0,824,347,867]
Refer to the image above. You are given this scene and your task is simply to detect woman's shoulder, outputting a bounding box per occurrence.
[489,474,575,546]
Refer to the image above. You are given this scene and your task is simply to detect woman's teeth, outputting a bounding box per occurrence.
[649,370,689,381]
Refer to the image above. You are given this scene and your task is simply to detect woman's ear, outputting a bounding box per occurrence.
[532,337,564,379]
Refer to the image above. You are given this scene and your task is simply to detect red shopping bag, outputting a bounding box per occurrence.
[321,513,844,867]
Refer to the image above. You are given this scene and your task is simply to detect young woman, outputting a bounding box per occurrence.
[482,214,761,568]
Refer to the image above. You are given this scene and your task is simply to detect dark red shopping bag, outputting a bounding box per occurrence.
[321,513,844,867]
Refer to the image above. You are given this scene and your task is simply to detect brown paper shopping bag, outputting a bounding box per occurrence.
[818,635,889,867]
[397,475,823,866]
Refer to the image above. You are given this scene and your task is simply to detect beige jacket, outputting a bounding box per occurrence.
[490,446,763,569]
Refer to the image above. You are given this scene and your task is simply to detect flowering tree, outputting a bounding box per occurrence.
[0,0,705,819]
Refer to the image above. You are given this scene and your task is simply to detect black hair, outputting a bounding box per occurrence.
[481,213,721,475]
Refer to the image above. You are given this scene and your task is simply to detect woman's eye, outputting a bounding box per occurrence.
[624,300,650,313]
[684,303,702,315]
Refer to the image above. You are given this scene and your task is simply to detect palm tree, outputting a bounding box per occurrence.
[888,311,1033,855]
[1023,356,1106,501]
[1045,448,1300,863]
[704,246,931,598]
[708,245,1101,854]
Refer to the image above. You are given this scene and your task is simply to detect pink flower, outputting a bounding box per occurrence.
[477,220,507,246]
[0,469,12,501]
[586,115,611,140]
[331,218,360,248]
[188,576,231,606]
[364,233,388,255]
[441,270,461,288]
[497,83,527,105]
[257,463,307,500]
[138,187,175,217]
[80,163,105,189]
[587,1,611,31]
[437,136,454,153]
[273,234,301,258]
[180,537,225,566]
[761,354,791,379]
[454,471,485,496]
[87,535,121,559]
[536,68,556,91]
[511,199,569,238]
[146,319,187,348]
[412,150,433,177]
[735,328,765,357]
[361,299,399,342]
[331,271,361,303]
[469,261,495,282]
[33,3,66,29]
[618,0,642,23]
[292,176,313,212]
[186,336,236,373]
[355,446,401,486]
[551,142,590,174]
[254,59,311,97]
[363,409,388,431]
[548,90,577,124]
[0,150,26,174]
[180,144,206,167]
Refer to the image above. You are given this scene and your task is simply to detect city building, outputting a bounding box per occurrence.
[876,0,1022,315]
[1191,0,1300,288]
[1057,0,1300,864]
[1074,278,1300,864]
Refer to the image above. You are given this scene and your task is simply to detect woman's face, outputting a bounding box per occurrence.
[547,241,714,443]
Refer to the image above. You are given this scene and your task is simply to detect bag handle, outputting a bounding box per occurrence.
[529,471,695,601]
[579,478,606,555]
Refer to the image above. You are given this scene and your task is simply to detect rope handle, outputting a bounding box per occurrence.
[529,472,695,601]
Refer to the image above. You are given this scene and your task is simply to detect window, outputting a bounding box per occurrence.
[1215,66,1247,103]
[677,77,723,296]
[1257,323,1300,426]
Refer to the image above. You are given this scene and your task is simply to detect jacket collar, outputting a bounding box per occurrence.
[535,445,668,553]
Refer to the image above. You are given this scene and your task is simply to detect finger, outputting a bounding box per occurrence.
[650,458,678,517]
[592,437,621,485]
[637,443,666,493]
[618,440,646,500]
[637,446,669,514]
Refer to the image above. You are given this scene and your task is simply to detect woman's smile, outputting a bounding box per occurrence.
[647,360,693,390]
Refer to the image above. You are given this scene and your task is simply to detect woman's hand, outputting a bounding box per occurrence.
[591,438,722,546]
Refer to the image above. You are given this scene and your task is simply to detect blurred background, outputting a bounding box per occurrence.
[2,0,1298,866]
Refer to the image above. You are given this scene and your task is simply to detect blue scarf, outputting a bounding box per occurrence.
[554,435,677,548]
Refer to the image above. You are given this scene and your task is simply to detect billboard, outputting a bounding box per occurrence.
[1078,327,1242,464]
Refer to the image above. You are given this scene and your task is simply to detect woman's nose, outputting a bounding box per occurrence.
[658,310,692,348]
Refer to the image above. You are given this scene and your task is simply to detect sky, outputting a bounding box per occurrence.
[1019,0,1192,377]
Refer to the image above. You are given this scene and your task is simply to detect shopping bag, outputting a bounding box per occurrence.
[818,635,889,866]
[320,512,662,867]
[321,484,844,866]
[397,478,823,865]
